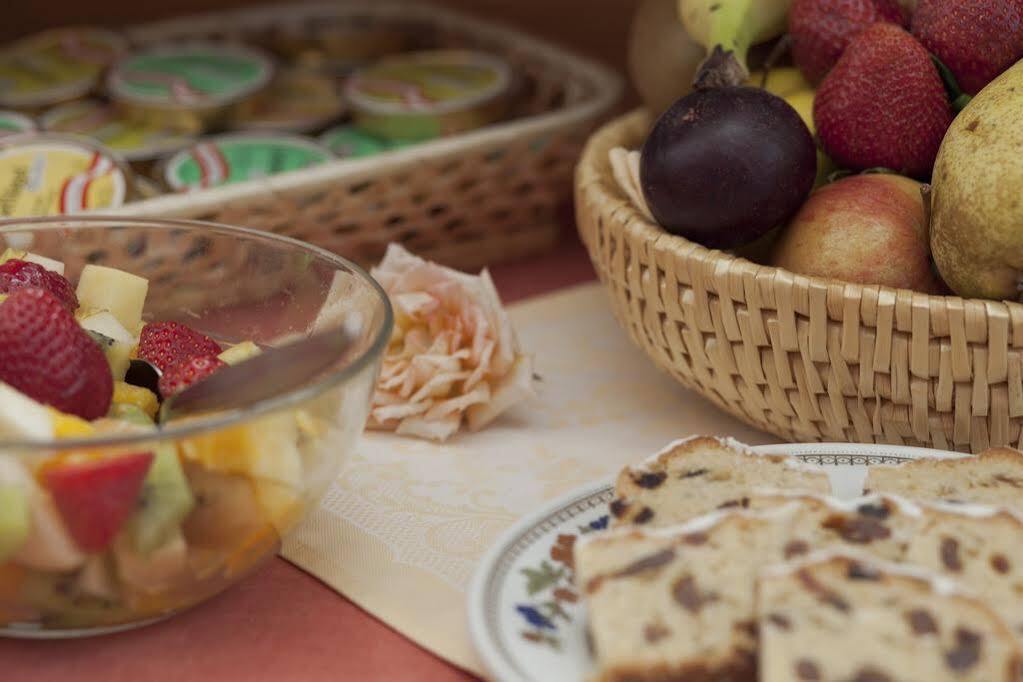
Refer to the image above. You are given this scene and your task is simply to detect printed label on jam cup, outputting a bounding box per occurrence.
[163,135,332,191]
[0,28,127,109]
[346,50,512,116]
[107,44,275,110]
[0,140,128,216]
[318,125,409,159]
[41,100,198,162]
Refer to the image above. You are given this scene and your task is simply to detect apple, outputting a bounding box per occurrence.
[771,174,947,294]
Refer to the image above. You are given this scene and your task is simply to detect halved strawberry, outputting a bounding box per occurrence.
[158,355,226,398]
[0,288,112,420]
[0,260,78,311]
[44,452,154,553]
[138,321,222,372]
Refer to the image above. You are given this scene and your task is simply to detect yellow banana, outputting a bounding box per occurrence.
[679,0,793,87]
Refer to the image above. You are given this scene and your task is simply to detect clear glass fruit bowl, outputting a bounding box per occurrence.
[0,216,392,637]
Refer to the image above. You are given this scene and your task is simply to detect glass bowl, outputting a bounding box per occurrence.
[0,216,392,637]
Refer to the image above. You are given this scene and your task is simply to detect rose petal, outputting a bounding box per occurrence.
[372,400,432,423]
[395,414,462,442]
[466,355,536,431]
[424,383,491,420]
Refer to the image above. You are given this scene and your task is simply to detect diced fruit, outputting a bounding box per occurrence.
[252,480,303,535]
[138,321,222,373]
[19,571,131,628]
[80,311,136,380]
[0,381,54,440]
[744,67,811,97]
[218,341,262,365]
[47,408,94,439]
[180,412,304,489]
[76,555,119,601]
[115,529,189,594]
[21,253,65,276]
[0,289,114,420]
[108,403,156,427]
[1,248,65,276]
[44,452,154,553]
[181,463,267,550]
[815,23,952,179]
[126,443,195,554]
[76,264,149,332]
[13,495,84,572]
[158,355,226,398]
[112,381,159,419]
[0,260,77,310]
[0,484,29,563]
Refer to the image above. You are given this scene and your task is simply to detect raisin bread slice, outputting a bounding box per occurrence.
[610,436,830,528]
[757,551,1023,682]
[576,506,797,682]
[866,447,1023,509]
[905,502,1023,641]
[748,491,925,561]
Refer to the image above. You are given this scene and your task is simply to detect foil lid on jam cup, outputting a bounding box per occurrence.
[105,42,276,128]
[0,111,36,137]
[0,134,133,217]
[41,98,199,162]
[345,50,513,142]
[227,69,345,134]
[318,124,415,159]
[160,133,333,192]
[267,18,412,77]
[0,27,127,111]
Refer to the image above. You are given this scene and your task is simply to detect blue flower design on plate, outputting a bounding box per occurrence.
[516,605,556,630]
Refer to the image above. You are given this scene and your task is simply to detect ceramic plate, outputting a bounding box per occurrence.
[467,442,965,682]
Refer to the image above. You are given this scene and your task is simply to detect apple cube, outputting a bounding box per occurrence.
[76,264,149,332]
[0,382,54,441]
[0,456,83,572]
[218,341,262,365]
[79,311,136,380]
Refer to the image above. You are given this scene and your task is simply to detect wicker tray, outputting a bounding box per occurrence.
[577,109,1023,454]
[108,1,622,271]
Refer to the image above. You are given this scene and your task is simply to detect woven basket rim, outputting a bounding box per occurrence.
[110,0,623,220]
[578,108,1023,317]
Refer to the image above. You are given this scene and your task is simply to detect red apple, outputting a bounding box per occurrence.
[45,452,153,553]
[771,174,947,293]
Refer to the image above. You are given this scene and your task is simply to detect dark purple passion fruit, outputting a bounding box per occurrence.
[640,86,817,250]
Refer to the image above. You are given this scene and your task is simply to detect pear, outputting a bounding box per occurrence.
[931,60,1023,300]
[628,0,705,116]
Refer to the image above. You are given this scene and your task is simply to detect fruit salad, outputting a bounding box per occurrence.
[0,248,331,632]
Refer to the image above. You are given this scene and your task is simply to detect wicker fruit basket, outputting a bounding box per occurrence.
[109,1,621,271]
[577,109,1023,454]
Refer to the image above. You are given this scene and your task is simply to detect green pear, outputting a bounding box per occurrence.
[931,60,1023,300]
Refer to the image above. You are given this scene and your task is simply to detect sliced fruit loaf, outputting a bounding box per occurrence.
[576,505,798,682]
[757,551,1023,682]
[753,490,1023,641]
[748,490,925,561]
[865,447,1023,509]
[609,436,830,528]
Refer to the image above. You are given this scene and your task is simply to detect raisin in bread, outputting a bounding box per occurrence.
[866,447,1023,509]
[757,551,1023,682]
[749,491,925,561]
[576,506,797,682]
[609,436,830,528]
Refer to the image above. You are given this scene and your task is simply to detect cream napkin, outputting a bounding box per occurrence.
[282,283,773,676]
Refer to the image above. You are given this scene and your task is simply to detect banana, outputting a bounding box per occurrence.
[679,0,793,88]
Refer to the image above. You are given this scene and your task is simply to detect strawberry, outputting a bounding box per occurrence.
[789,0,907,84]
[45,452,153,552]
[815,23,952,179]
[138,321,222,372]
[0,260,78,311]
[0,288,112,420]
[158,355,226,398]
[912,0,1023,95]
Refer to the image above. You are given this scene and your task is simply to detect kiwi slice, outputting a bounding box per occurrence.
[0,484,29,562]
[125,445,195,554]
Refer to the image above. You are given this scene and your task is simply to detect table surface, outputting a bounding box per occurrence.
[0,228,598,682]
